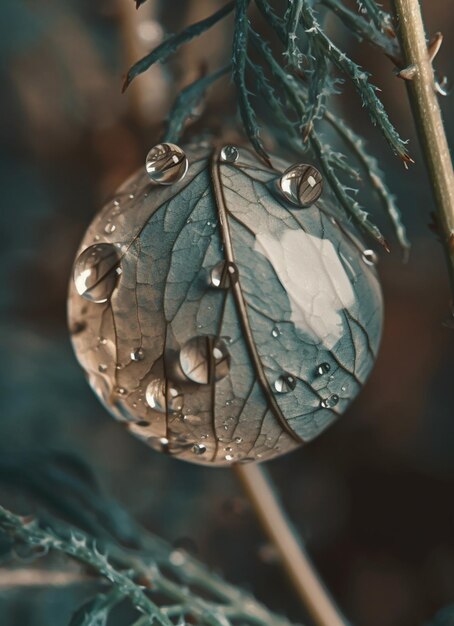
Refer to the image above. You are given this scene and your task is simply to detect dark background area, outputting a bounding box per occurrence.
[0,1,453,626]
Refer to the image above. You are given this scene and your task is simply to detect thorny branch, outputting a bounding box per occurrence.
[124,0,415,253]
[0,453,296,626]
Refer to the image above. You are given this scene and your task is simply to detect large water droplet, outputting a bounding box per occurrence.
[220,145,239,163]
[145,379,184,413]
[316,362,331,376]
[73,244,120,303]
[210,261,239,289]
[274,373,297,394]
[320,394,339,408]
[145,143,188,185]
[279,164,323,207]
[179,336,230,384]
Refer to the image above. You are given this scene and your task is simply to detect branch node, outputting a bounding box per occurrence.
[396,64,417,80]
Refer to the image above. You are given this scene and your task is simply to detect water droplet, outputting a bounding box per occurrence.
[98,336,107,345]
[145,379,184,413]
[274,374,297,393]
[73,244,120,303]
[320,394,339,408]
[145,143,188,185]
[271,326,281,338]
[362,249,378,266]
[115,387,127,396]
[104,221,116,234]
[316,362,331,376]
[279,164,323,207]
[234,437,243,444]
[179,336,230,384]
[210,261,239,289]
[131,347,144,361]
[192,443,207,455]
[341,385,347,392]
[98,364,107,373]
[225,454,234,462]
[220,145,239,163]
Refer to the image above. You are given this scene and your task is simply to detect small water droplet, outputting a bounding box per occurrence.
[234,437,243,444]
[145,379,184,413]
[104,221,116,234]
[341,385,347,392]
[115,387,127,396]
[180,336,230,384]
[274,373,297,394]
[316,362,331,376]
[98,364,107,373]
[74,244,120,303]
[279,164,323,207]
[129,194,134,199]
[192,443,207,455]
[225,454,234,462]
[220,145,239,163]
[131,347,144,361]
[362,249,378,266]
[320,394,339,408]
[113,200,120,207]
[271,326,281,338]
[145,143,188,185]
[210,261,239,289]
[98,336,107,345]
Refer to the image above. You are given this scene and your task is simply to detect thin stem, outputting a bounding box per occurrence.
[392,0,454,294]
[234,464,347,626]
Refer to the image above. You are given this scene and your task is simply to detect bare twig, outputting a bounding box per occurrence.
[234,464,347,626]
[392,0,454,296]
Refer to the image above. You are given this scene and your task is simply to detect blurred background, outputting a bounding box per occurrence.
[0,1,453,625]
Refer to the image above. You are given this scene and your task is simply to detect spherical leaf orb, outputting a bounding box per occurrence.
[67,143,383,466]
